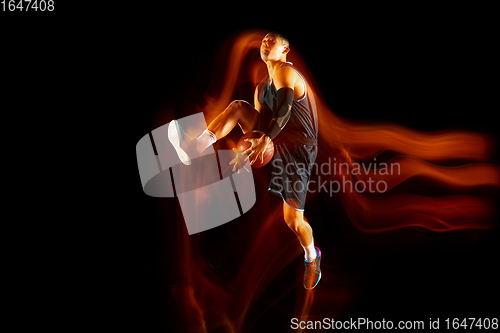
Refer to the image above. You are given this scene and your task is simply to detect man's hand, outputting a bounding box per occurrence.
[229,148,251,174]
[243,134,272,165]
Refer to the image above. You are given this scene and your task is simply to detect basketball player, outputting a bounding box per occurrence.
[168,33,321,289]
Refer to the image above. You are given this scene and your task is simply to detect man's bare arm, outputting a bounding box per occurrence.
[273,67,297,91]
[254,86,262,112]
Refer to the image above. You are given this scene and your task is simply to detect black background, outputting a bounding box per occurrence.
[3,4,497,332]
[123,9,499,332]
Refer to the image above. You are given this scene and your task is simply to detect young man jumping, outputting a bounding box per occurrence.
[168,32,321,289]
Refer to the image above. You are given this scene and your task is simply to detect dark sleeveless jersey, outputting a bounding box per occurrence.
[256,62,318,145]
[255,62,319,211]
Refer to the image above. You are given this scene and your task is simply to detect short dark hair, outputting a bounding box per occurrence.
[265,32,290,48]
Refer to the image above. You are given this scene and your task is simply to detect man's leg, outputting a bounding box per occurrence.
[169,100,259,165]
[283,203,314,258]
[283,202,321,289]
[206,100,259,140]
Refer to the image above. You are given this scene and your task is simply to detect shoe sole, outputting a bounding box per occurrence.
[168,120,192,165]
[304,270,321,290]
[311,271,321,289]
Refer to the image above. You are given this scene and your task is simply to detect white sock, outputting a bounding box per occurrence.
[302,239,317,262]
[196,129,217,152]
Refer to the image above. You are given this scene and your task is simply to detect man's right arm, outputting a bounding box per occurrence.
[254,86,262,113]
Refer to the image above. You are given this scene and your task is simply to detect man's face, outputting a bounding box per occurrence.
[260,34,288,62]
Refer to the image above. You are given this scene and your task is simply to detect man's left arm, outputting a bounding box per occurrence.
[243,67,297,164]
[262,67,296,140]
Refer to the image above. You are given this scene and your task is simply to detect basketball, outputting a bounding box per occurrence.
[236,130,274,168]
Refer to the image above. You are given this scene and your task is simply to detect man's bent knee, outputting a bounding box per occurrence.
[229,99,258,133]
[228,100,246,113]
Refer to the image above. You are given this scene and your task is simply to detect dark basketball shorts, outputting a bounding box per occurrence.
[268,141,318,211]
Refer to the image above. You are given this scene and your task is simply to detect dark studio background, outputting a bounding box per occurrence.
[1,4,497,332]
[125,9,499,332]
[122,7,500,333]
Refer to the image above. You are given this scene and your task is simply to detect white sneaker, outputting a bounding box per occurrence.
[168,120,196,165]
